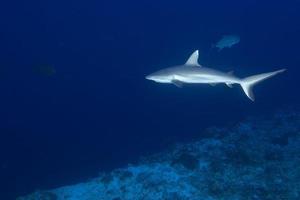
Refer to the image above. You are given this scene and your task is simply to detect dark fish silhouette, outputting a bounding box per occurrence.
[32,64,56,76]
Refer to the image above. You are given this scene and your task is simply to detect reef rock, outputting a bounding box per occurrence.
[18,111,300,200]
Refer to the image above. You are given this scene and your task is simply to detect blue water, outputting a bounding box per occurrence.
[0,0,299,199]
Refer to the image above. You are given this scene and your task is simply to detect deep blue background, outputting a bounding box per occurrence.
[0,0,299,199]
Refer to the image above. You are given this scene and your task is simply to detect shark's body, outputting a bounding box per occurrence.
[146,50,285,101]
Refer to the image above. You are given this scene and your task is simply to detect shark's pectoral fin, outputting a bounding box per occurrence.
[172,80,183,88]
[185,50,201,67]
[226,83,233,88]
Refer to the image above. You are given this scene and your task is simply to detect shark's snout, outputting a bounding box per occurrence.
[145,74,157,81]
[146,70,173,83]
[145,75,152,80]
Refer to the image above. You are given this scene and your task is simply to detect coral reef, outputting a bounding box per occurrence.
[18,111,300,200]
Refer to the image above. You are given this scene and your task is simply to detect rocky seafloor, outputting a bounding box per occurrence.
[18,111,300,200]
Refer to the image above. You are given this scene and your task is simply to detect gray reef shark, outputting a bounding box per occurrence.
[214,35,240,51]
[146,50,285,101]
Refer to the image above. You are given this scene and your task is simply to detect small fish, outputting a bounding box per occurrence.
[214,35,240,51]
[32,64,56,76]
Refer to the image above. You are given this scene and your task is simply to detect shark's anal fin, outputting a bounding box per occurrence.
[172,80,183,88]
[226,83,233,88]
[185,50,201,67]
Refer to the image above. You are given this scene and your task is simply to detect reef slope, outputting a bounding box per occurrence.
[18,111,300,200]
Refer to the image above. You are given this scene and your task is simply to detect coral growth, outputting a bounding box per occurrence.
[18,111,300,200]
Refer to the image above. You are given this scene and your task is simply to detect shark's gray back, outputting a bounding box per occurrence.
[169,65,238,79]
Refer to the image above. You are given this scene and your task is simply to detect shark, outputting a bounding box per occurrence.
[145,50,286,101]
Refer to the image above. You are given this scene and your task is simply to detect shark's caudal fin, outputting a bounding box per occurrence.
[240,69,286,101]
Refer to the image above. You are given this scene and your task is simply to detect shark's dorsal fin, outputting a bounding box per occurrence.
[185,50,201,66]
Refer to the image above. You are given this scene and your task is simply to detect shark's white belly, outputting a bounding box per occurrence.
[174,74,239,84]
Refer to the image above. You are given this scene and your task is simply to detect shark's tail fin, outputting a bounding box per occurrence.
[240,69,286,101]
